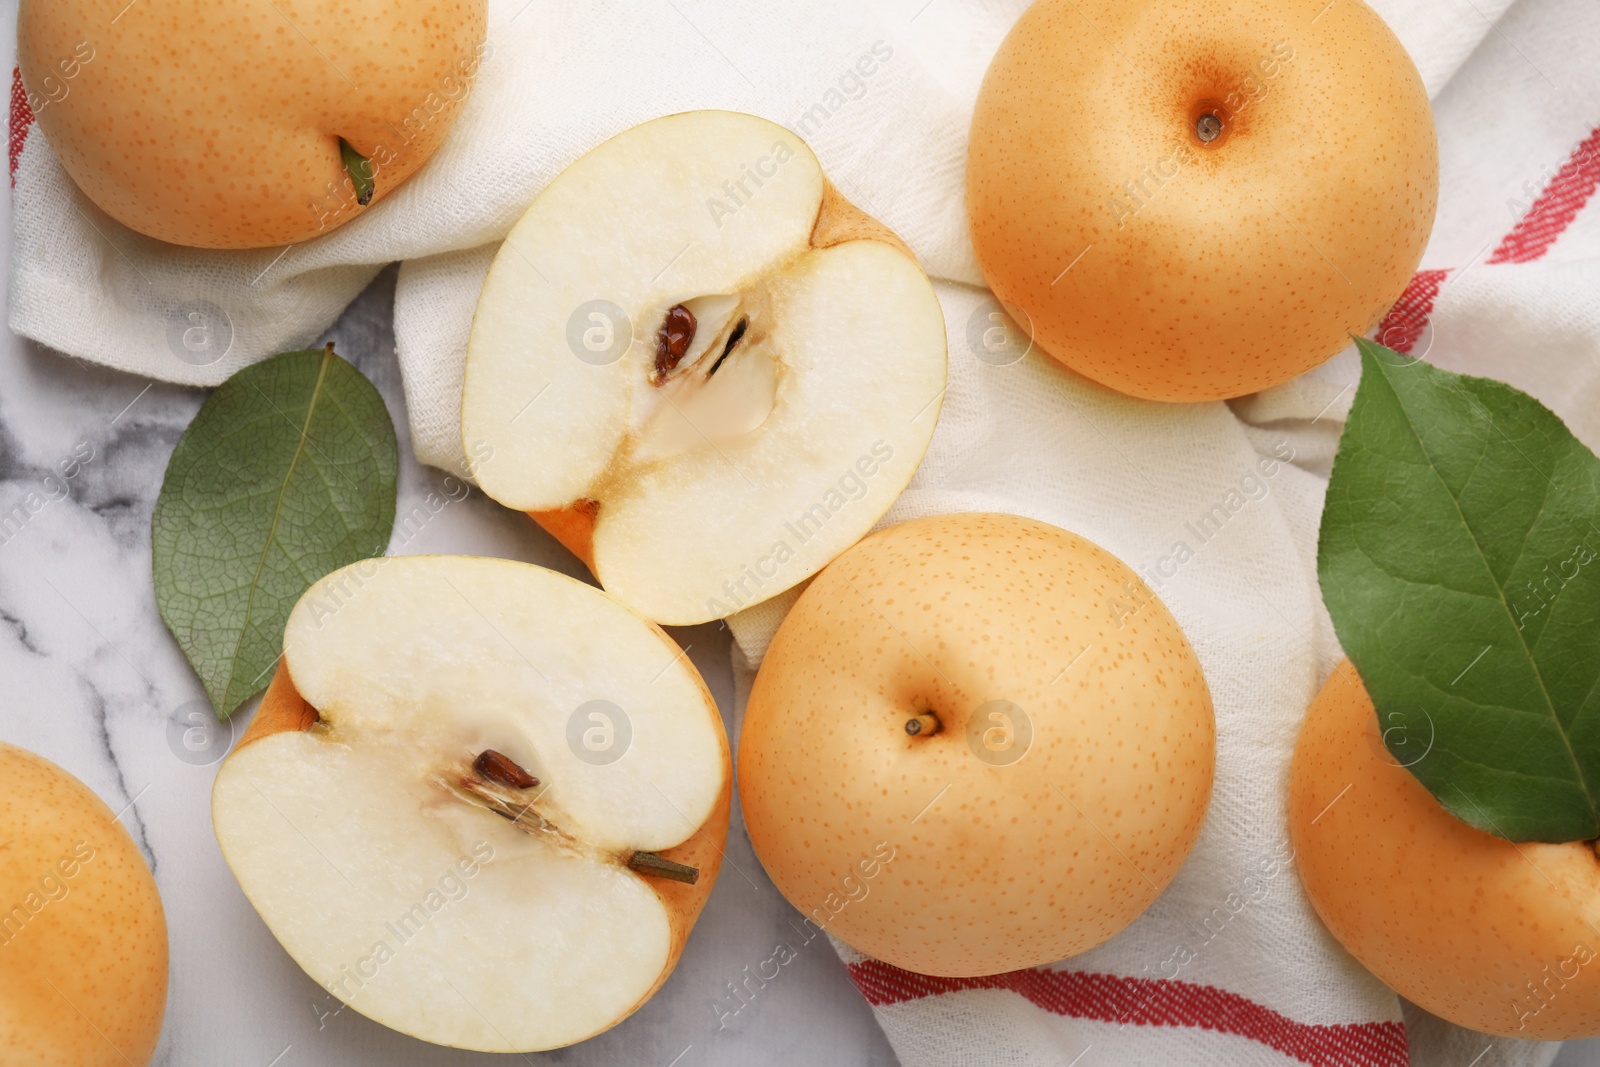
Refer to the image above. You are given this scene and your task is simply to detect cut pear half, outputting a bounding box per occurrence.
[461,110,948,625]
[211,555,730,1053]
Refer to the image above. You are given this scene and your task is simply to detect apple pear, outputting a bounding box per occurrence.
[461,110,948,626]
[0,743,168,1065]
[211,555,730,1052]
[739,513,1215,976]
[967,0,1437,401]
[1289,662,1600,1039]
[18,0,487,248]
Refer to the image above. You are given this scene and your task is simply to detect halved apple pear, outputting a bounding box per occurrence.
[461,110,948,625]
[211,555,730,1052]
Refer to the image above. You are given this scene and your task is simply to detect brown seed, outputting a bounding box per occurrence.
[654,303,697,381]
[474,749,539,789]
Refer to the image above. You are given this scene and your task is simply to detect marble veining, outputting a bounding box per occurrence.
[0,266,897,1067]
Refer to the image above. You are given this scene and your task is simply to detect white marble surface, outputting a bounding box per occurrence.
[0,257,899,1066]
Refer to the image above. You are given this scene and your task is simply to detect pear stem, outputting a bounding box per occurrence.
[628,851,699,884]
[340,138,374,206]
[905,712,940,737]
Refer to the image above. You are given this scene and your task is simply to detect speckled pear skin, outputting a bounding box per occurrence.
[18,0,487,248]
[1290,662,1600,1039]
[0,742,168,1065]
[739,512,1215,977]
[967,0,1437,402]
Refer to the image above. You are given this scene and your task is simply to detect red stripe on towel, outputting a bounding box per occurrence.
[847,960,1410,1067]
[1489,124,1600,264]
[1374,268,1450,354]
[10,67,35,186]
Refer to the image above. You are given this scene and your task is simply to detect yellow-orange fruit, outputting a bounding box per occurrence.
[240,661,731,1007]
[210,554,734,1052]
[1289,663,1600,1039]
[0,743,169,1064]
[739,513,1215,977]
[18,0,487,248]
[967,0,1437,402]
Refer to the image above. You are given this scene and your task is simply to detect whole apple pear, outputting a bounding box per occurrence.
[1290,663,1600,1039]
[739,513,1215,977]
[18,0,487,248]
[968,0,1437,401]
[0,743,169,1065]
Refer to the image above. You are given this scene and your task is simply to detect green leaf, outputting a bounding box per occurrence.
[153,344,397,719]
[1319,337,1600,843]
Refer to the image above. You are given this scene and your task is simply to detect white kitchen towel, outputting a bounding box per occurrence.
[10,0,1600,1065]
